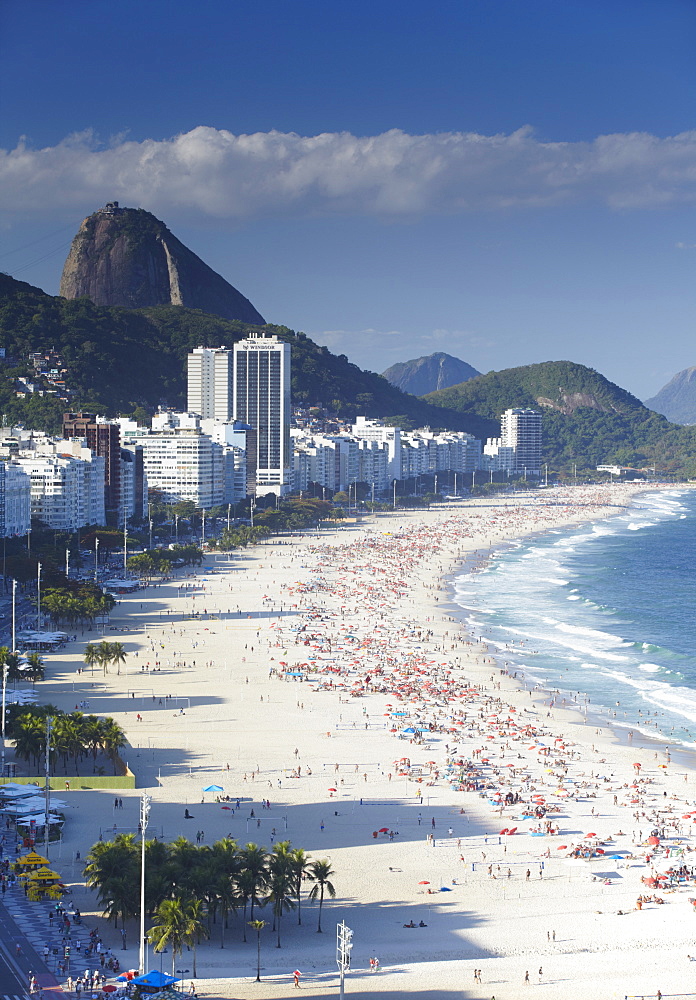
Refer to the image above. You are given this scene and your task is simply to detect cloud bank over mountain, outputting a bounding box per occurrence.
[3,125,696,221]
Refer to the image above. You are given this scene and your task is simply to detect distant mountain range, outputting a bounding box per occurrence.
[645,367,696,424]
[382,352,480,395]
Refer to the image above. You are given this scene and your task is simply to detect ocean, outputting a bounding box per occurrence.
[451,488,696,748]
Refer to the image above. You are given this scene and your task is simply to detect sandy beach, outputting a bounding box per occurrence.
[22,483,696,1000]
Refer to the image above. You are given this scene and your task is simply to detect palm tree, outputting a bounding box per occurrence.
[181,898,209,978]
[99,874,138,936]
[11,715,45,770]
[99,718,127,774]
[25,652,44,686]
[248,920,266,981]
[235,868,256,942]
[83,642,99,675]
[96,640,113,676]
[5,652,23,681]
[266,862,296,948]
[109,641,127,675]
[148,898,187,975]
[265,841,296,947]
[239,843,268,920]
[289,847,312,925]
[82,715,103,769]
[308,859,336,933]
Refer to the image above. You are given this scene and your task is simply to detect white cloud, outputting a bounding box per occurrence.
[3,125,696,221]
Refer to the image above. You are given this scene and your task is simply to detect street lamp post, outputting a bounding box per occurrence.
[11,578,16,653]
[94,537,100,584]
[336,921,353,1000]
[65,548,70,579]
[1,662,8,779]
[123,503,128,575]
[174,513,179,546]
[37,562,42,630]
[139,793,152,974]
[201,510,206,548]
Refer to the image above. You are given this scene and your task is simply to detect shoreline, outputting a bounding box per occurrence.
[8,482,696,1000]
[441,486,696,758]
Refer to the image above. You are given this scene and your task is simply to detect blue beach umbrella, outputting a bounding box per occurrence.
[203,784,224,793]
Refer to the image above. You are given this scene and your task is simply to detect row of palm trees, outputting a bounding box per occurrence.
[83,640,127,676]
[84,834,337,974]
[40,585,115,629]
[11,709,127,775]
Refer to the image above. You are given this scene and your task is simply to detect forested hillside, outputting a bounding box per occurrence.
[0,274,490,436]
[425,360,696,474]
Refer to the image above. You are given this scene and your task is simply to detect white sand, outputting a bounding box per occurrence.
[33,484,696,999]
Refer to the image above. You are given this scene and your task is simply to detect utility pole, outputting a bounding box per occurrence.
[65,548,70,579]
[37,562,42,630]
[94,537,100,584]
[336,920,353,1000]
[392,479,397,510]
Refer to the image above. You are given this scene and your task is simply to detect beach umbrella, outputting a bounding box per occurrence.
[328,787,337,792]
[418,880,430,884]
[202,785,224,793]
[102,987,118,993]
[647,835,660,845]
[379,827,389,833]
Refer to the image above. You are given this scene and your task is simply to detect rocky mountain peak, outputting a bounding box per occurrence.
[59,203,265,325]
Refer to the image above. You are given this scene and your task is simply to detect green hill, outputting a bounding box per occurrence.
[0,273,488,436]
[424,360,696,475]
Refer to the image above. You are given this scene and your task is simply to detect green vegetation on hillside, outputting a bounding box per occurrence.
[0,273,482,434]
[425,360,696,475]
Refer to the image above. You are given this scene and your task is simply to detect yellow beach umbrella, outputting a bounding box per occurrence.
[29,866,61,881]
[16,851,49,867]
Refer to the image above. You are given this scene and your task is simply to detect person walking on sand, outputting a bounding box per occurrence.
[293,969,302,988]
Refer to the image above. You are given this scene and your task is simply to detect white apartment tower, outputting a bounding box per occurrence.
[233,332,291,496]
[501,408,542,473]
[187,347,233,421]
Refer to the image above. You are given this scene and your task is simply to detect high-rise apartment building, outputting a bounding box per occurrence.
[233,332,291,496]
[62,412,121,522]
[187,347,234,421]
[500,408,542,473]
[0,461,31,537]
[16,439,105,530]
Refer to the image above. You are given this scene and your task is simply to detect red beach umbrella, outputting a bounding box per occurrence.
[418,880,430,884]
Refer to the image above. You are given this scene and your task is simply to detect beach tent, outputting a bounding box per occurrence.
[130,971,180,989]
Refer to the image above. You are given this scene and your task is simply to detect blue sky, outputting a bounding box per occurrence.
[2,0,696,399]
